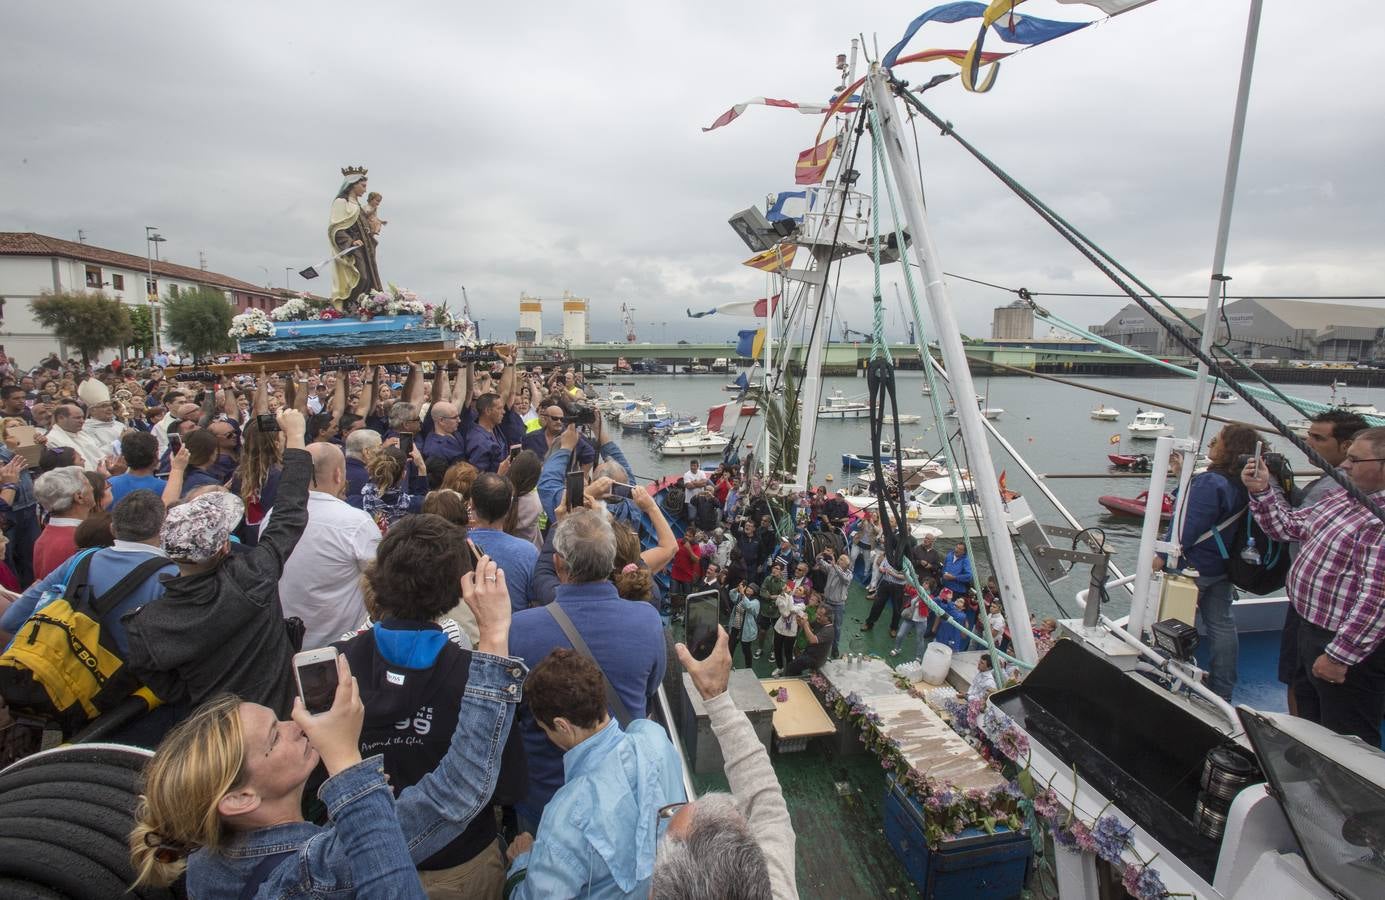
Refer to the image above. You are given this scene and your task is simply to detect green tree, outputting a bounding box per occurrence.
[128,305,155,358]
[30,290,133,365]
[162,285,235,362]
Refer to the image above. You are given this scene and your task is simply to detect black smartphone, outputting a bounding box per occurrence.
[293,648,339,716]
[256,413,279,433]
[168,434,181,456]
[609,481,633,500]
[398,432,414,456]
[684,590,720,661]
[565,469,586,511]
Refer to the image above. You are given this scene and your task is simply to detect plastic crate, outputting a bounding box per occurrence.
[882,773,1032,899]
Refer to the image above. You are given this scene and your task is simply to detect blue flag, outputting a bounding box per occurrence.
[736,331,758,358]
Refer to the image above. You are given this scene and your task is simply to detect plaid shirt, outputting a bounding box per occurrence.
[1250,485,1385,665]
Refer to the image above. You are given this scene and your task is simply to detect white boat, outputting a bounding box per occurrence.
[1287,418,1311,438]
[843,475,1031,540]
[618,401,670,430]
[1210,389,1236,405]
[817,389,871,419]
[980,407,1003,420]
[593,390,631,412]
[655,426,730,457]
[1090,404,1121,421]
[946,395,1001,420]
[881,413,920,425]
[1127,409,1175,440]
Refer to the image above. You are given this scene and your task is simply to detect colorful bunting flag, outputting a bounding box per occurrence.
[736,329,766,359]
[687,295,782,319]
[743,244,798,273]
[795,137,837,185]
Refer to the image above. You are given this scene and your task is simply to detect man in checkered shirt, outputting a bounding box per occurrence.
[1244,426,1385,746]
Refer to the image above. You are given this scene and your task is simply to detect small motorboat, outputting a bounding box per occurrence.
[1127,409,1174,440]
[1098,490,1173,521]
[1210,390,1236,405]
[655,426,730,457]
[881,413,921,425]
[1108,453,1152,471]
[1090,405,1120,421]
[818,390,871,419]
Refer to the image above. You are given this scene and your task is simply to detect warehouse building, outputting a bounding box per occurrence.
[1090,297,1383,361]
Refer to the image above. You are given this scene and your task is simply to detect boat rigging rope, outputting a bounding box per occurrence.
[892,79,1385,527]
[867,104,1023,672]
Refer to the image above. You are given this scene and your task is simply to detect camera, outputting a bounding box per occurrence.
[457,343,502,365]
[563,405,597,426]
[256,414,280,433]
[1234,452,1288,479]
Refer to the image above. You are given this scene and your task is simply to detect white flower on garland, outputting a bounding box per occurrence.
[269,296,312,321]
[228,309,276,339]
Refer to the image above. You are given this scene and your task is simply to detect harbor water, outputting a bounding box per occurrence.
[593,371,1371,622]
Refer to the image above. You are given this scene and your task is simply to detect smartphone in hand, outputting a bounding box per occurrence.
[565,470,586,511]
[684,591,720,661]
[293,647,340,716]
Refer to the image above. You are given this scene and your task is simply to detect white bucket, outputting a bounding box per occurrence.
[920,642,953,686]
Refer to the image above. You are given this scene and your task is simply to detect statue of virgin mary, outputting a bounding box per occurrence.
[328,167,383,309]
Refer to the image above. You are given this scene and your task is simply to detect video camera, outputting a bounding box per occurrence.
[457,343,503,365]
[1234,452,1289,481]
[563,405,597,426]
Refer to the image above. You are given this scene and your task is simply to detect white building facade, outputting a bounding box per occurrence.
[0,232,275,366]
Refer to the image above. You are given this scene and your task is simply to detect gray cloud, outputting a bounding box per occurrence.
[3,1,1381,345]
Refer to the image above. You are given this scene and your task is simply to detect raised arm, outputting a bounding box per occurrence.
[634,486,677,572]
[403,359,426,408]
[331,372,348,423]
[218,377,240,421]
[430,363,448,406]
[252,367,270,416]
[676,629,797,900]
[496,347,516,407]
[252,410,310,570]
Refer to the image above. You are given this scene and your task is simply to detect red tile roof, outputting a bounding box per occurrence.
[0,232,275,297]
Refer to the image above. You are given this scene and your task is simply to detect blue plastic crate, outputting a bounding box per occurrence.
[882,773,1032,899]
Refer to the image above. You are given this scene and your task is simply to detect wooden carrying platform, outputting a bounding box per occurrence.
[760,678,836,752]
[166,344,461,377]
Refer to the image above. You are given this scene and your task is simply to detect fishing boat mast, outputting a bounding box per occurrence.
[865,68,1038,664]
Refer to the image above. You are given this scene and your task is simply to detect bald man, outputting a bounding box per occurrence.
[262,442,380,649]
[421,399,467,464]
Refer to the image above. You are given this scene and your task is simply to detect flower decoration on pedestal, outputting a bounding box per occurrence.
[228,309,275,339]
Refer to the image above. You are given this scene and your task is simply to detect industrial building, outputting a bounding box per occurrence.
[1089,297,1383,361]
[514,290,590,347]
[991,300,1034,339]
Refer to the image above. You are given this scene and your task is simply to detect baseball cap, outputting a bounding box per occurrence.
[162,492,245,562]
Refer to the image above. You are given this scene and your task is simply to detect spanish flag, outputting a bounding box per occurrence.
[742,244,797,273]
[795,136,837,185]
[1109,433,1122,445]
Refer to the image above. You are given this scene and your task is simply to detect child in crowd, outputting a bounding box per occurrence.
[771,583,807,675]
[890,581,930,662]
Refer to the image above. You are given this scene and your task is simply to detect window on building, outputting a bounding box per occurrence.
[146,277,158,299]
[111,273,125,291]
[85,266,102,288]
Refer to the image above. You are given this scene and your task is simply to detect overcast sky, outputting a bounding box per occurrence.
[3,1,1382,344]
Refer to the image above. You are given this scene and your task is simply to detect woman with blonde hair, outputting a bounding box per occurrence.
[440,460,479,503]
[128,558,522,897]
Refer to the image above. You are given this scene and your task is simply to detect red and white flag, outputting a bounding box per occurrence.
[706,400,743,435]
[702,97,831,133]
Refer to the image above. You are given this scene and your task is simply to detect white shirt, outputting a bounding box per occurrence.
[682,468,706,504]
[82,418,125,460]
[263,490,381,651]
[43,425,104,471]
[968,669,997,701]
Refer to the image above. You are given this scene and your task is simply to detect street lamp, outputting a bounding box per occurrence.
[145,226,166,357]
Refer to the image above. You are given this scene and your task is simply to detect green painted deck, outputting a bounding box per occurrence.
[681,579,926,899]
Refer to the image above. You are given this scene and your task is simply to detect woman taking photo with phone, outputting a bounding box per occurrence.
[128,555,525,899]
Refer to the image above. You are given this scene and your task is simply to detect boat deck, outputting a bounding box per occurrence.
[680,578,929,898]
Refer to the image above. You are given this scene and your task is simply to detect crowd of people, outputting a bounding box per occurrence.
[0,351,797,898]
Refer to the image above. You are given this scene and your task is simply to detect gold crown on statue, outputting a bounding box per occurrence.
[340,165,368,177]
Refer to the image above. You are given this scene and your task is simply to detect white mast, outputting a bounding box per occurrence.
[867,68,1037,664]
[792,39,859,489]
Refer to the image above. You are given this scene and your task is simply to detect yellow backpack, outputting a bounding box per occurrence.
[0,553,166,736]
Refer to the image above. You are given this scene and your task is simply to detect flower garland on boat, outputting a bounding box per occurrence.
[228,308,275,339]
[976,703,1174,900]
[807,673,1021,847]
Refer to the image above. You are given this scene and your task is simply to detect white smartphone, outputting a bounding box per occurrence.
[293,647,340,716]
[1253,440,1264,477]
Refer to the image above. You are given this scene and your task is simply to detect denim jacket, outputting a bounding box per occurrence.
[0,445,36,511]
[508,719,685,899]
[186,652,527,899]
[536,442,634,525]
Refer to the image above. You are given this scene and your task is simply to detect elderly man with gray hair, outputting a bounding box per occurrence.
[30,466,96,580]
[343,427,382,499]
[653,627,796,900]
[508,507,667,828]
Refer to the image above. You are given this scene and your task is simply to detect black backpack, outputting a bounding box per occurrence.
[1196,507,1290,595]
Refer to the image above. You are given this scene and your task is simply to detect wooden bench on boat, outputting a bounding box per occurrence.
[759,678,836,753]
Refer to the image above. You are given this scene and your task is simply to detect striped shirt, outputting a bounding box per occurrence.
[1249,485,1385,665]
